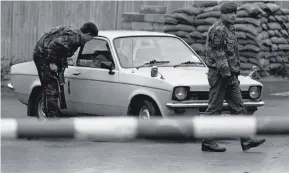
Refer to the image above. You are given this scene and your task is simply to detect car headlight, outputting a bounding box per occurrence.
[249,86,261,99]
[174,87,189,100]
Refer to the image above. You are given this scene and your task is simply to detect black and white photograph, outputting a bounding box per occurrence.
[1,0,289,173]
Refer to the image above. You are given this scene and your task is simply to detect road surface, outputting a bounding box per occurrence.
[1,88,289,173]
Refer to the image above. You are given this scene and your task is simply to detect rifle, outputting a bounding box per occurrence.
[57,60,67,109]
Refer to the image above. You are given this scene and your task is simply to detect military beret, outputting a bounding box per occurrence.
[220,2,237,14]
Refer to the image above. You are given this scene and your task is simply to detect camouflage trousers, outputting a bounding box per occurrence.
[206,68,244,115]
[34,52,60,118]
[203,68,251,142]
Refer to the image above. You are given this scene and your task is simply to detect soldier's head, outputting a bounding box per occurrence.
[220,2,237,23]
[80,22,98,42]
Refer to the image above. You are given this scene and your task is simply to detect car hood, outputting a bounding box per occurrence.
[133,67,262,91]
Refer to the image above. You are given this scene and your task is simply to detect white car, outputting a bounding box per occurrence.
[8,31,265,119]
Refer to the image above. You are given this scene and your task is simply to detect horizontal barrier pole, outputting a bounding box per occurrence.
[1,116,289,141]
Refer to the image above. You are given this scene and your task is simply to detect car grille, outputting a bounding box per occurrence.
[187,91,250,100]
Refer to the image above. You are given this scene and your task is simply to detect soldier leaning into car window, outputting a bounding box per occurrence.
[33,22,98,118]
[203,2,266,152]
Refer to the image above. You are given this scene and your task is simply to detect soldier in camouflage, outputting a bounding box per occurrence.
[33,22,98,118]
[202,2,266,152]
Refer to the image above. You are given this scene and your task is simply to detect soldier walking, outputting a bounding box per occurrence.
[33,22,98,118]
[203,2,266,152]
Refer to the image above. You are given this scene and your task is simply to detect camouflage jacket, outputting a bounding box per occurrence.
[34,26,84,67]
[205,18,240,77]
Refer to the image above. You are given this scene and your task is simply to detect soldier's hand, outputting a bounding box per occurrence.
[49,63,58,72]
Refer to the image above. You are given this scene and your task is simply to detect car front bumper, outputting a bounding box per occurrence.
[166,99,265,108]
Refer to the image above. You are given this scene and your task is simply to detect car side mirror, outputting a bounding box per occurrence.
[67,58,74,66]
[151,66,165,79]
[248,65,259,78]
[101,62,115,75]
[151,66,158,77]
[252,66,259,71]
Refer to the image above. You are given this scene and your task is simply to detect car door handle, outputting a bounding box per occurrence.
[68,80,71,94]
[72,72,81,76]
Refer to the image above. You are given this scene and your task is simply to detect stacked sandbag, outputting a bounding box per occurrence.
[121,5,167,32]
[164,1,289,77]
[164,3,220,61]
[266,6,289,74]
[235,2,289,76]
[164,6,202,53]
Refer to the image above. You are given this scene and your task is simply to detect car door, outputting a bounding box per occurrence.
[67,38,121,116]
[59,48,81,116]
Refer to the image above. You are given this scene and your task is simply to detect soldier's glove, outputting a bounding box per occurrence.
[225,50,234,56]
[49,71,59,80]
[64,61,68,68]
[224,76,236,87]
[49,63,58,72]
[232,72,240,85]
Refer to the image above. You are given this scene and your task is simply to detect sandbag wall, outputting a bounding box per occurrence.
[121,5,166,32]
[164,1,289,76]
[164,2,219,62]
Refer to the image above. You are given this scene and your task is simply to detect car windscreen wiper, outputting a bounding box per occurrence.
[136,59,170,69]
[173,61,204,68]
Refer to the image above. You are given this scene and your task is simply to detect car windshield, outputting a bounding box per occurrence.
[113,36,205,68]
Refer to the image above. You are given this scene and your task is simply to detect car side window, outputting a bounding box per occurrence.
[67,47,80,66]
[76,39,115,69]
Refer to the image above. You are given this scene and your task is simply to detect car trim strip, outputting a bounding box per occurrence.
[165,101,265,108]
[10,73,171,92]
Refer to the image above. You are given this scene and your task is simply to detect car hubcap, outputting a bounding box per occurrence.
[38,99,47,119]
[139,106,150,119]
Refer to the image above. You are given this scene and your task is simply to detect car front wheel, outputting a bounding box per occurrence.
[133,99,160,119]
[34,93,48,120]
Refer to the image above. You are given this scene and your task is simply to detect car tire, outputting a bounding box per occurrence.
[133,99,160,119]
[33,92,48,120]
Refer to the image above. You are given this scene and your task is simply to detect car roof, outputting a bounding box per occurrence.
[96,30,177,40]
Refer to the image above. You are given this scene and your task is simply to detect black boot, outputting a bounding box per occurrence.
[240,137,266,151]
[202,139,226,152]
